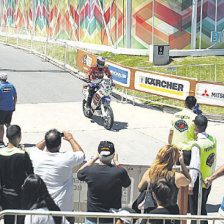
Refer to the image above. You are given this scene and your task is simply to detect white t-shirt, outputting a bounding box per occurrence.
[24,207,70,224]
[28,148,85,211]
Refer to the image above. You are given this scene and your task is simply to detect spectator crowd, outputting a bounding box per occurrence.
[0,73,221,224]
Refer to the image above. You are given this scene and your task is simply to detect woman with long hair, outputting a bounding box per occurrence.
[22,174,69,224]
[138,145,191,205]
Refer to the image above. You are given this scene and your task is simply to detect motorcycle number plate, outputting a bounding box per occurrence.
[104,79,111,86]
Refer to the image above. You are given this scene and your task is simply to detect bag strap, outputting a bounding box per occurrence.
[146,182,151,193]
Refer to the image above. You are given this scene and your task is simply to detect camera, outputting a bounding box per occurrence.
[60,132,64,137]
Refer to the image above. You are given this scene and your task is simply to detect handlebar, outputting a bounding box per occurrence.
[89,83,97,88]
[85,79,114,89]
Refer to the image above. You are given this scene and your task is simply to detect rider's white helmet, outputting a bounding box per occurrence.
[97,56,105,70]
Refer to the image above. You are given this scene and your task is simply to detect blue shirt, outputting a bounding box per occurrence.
[220,197,224,211]
[0,81,17,111]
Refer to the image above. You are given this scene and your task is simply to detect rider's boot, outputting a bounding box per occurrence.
[0,141,5,148]
[86,96,92,110]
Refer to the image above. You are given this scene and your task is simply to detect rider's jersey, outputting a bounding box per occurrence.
[87,65,112,83]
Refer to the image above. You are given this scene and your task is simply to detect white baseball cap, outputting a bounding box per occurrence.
[0,73,8,80]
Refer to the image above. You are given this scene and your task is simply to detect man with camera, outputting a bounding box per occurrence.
[27,129,85,217]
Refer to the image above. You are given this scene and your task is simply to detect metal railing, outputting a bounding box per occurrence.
[137,64,218,82]
[188,167,203,220]
[117,87,224,119]
[0,210,223,224]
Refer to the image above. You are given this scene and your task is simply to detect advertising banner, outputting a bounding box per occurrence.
[134,71,190,100]
[76,49,97,73]
[106,61,131,87]
[196,83,224,107]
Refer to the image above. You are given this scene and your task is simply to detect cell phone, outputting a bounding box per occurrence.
[60,132,64,137]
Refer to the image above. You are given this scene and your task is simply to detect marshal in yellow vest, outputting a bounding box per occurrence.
[171,108,196,149]
[197,135,216,188]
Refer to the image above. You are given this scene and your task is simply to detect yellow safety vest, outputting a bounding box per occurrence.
[171,108,196,149]
[198,135,216,188]
[176,141,198,166]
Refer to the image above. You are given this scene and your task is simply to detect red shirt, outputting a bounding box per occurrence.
[87,65,112,82]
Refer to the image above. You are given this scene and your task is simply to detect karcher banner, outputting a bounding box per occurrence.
[134,71,190,100]
[196,83,224,107]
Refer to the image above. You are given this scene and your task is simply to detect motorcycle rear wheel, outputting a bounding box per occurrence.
[103,106,114,130]
[83,99,93,118]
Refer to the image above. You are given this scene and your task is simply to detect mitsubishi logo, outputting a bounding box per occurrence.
[202,89,209,96]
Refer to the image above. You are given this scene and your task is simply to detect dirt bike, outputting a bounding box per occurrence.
[82,75,114,130]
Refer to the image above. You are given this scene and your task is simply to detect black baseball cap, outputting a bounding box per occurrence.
[194,115,208,127]
[98,141,115,156]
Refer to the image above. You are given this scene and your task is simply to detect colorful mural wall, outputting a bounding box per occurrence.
[0,0,224,49]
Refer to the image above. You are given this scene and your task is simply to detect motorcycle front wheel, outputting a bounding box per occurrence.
[82,99,93,118]
[103,106,114,130]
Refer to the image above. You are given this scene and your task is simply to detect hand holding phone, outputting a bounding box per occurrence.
[61,131,73,141]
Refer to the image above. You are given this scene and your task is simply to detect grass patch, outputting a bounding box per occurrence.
[46,43,65,62]
[32,40,46,54]
[101,52,224,67]
[101,52,153,68]
[17,38,31,49]
[7,37,17,46]
[66,47,77,68]
[101,52,224,82]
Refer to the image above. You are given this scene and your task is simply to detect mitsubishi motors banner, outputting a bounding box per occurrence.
[196,83,224,107]
[134,71,190,100]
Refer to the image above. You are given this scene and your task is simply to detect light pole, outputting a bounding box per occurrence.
[191,0,198,49]
[126,0,131,48]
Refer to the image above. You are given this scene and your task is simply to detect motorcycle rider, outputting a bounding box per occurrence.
[86,56,112,109]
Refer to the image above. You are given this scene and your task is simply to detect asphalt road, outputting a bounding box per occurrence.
[0,44,84,103]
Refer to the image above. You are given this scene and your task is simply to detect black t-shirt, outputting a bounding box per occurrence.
[149,205,180,224]
[0,147,33,196]
[77,164,131,222]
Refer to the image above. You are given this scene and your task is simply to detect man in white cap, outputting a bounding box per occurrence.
[0,73,17,146]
